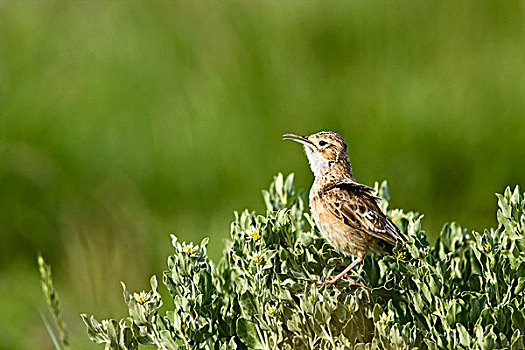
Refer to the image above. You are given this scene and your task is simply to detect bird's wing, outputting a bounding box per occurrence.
[320,181,407,245]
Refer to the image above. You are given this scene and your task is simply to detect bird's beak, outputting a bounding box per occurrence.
[282,133,315,148]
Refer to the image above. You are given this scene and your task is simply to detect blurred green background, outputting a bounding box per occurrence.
[1,1,525,348]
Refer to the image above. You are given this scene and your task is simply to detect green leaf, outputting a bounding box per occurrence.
[515,277,525,295]
[81,314,107,345]
[512,309,525,330]
[236,317,264,350]
[240,291,258,318]
[262,190,272,211]
[286,313,302,333]
[284,173,295,195]
[511,329,524,350]
[456,323,470,347]
[275,173,284,198]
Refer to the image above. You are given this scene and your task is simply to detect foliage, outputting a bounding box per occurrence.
[82,173,525,349]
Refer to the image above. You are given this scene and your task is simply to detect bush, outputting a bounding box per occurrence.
[82,173,525,349]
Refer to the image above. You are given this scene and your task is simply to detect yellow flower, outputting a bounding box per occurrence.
[249,229,260,241]
[133,291,150,305]
[266,305,276,317]
[183,243,198,257]
[396,250,406,260]
[252,252,262,264]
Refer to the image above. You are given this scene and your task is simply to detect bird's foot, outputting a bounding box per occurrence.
[316,274,368,289]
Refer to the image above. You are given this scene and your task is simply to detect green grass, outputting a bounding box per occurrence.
[1,1,525,348]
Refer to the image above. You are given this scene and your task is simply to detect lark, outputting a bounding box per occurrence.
[283,131,407,286]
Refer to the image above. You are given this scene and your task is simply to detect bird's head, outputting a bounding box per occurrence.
[283,131,351,177]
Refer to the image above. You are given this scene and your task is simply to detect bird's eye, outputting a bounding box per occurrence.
[318,141,327,147]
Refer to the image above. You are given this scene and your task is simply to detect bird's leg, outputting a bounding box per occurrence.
[317,252,367,288]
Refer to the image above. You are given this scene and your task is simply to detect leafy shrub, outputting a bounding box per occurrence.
[82,173,525,349]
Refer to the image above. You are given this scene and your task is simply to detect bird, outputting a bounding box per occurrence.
[283,131,407,287]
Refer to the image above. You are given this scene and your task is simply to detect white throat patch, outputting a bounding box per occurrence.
[304,146,330,177]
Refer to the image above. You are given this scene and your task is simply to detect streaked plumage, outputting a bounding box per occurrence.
[283,131,406,286]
